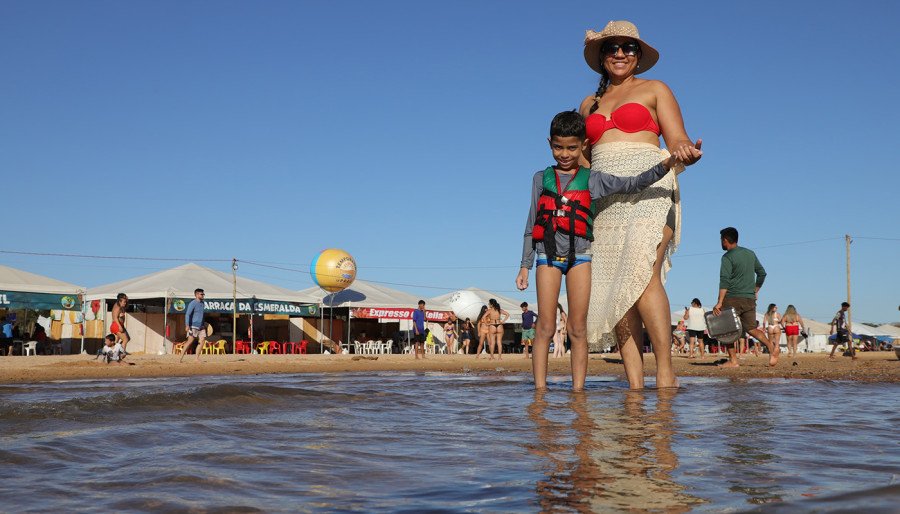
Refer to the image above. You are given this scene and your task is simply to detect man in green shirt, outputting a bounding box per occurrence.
[713,227,780,367]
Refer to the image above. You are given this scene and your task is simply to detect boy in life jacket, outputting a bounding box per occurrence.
[515,111,701,390]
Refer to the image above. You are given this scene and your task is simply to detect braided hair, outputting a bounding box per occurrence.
[588,67,610,114]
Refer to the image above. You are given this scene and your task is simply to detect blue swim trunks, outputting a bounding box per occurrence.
[536,253,591,274]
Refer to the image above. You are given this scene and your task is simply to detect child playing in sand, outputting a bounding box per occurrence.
[516,111,700,390]
[97,334,127,364]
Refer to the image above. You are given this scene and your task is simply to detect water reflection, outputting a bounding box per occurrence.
[528,389,701,512]
[719,387,784,505]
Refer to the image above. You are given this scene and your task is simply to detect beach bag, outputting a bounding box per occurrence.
[704,308,742,344]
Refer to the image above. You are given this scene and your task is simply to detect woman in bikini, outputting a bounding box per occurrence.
[554,303,568,358]
[459,318,473,355]
[764,303,783,356]
[579,20,701,389]
[781,305,804,358]
[486,298,509,360]
[443,318,457,355]
[475,306,490,358]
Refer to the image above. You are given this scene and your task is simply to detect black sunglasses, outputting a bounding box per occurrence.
[601,41,641,56]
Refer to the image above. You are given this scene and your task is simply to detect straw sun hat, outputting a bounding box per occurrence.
[583,20,659,75]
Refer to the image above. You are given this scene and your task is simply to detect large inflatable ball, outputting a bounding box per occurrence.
[448,290,484,321]
[311,249,357,293]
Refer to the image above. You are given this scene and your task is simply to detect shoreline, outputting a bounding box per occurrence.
[0,352,896,384]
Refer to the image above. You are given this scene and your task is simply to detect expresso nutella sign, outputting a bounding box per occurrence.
[350,307,450,322]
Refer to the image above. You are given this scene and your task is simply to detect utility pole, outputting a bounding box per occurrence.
[232,258,238,355]
[845,235,856,359]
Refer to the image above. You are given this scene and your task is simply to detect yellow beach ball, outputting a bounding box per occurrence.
[311,248,357,292]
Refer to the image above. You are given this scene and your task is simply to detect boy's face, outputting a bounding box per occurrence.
[548,136,587,171]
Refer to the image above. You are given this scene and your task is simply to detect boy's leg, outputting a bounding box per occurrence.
[565,262,591,391]
[533,265,562,390]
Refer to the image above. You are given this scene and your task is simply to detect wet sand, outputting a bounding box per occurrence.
[0,351,897,384]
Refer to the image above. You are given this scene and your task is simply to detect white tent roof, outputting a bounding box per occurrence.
[300,280,452,311]
[0,264,83,294]
[876,324,900,337]
[86,263,318,303]
[431,287,530,324]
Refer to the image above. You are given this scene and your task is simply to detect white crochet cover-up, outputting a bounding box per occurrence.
[587,142,681,350]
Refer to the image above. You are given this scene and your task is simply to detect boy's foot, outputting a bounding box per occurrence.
[719,361,740,368]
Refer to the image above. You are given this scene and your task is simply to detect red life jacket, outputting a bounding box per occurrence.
[532,167,594,264]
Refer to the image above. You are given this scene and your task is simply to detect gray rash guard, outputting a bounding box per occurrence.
[520,163,669,269]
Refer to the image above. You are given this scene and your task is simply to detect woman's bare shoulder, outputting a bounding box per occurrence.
[579,95,597,115]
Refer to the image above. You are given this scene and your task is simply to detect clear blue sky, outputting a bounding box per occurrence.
[2,0,898,323]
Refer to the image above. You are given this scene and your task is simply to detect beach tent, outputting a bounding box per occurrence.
[0,264,84,354]
[876,324,900,339]
[299,280,453,351]
[87,263,318,354]
[431,288,530,324]
[0,264,84,310]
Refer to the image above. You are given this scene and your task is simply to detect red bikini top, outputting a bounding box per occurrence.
[585,103,660,145]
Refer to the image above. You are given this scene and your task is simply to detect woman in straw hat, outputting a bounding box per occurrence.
[578,20,701,389]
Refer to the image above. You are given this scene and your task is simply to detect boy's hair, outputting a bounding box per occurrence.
[418,300,425,306]
[105,334,116,342]
[195,288,204,295]
[550,110,585,139]
[841,302,850,308]
[116,293,127,301]
[520,302,528,308]
[720,227,739,244]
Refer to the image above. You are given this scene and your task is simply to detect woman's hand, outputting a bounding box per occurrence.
[673,139,703,165]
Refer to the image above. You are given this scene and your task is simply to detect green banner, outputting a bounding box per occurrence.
[169,298,317,316]
[0,290,83,311]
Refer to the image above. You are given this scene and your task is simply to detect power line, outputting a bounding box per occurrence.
[0,249,229,262]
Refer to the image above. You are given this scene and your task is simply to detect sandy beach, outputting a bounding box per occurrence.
[1,351,896,384]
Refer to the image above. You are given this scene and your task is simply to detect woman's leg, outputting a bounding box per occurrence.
[475,331,485,358]
[495,327,503,359]
[633,225,678,388]
[688,335,696,358]
[565,263,591,391]
[615,306,645,389]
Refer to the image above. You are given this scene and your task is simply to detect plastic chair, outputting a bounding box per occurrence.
[299,340,308,354]
[269,341,282,354]
[383,339,393,354]
[256,341,272,354]
[172,342,185,355]
[23,341,38,356]
[235,340,252,354]
[282,341,298,354]
[211,340,226,355]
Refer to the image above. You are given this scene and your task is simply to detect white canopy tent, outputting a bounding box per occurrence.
[86,263,318,354]
[299,280,453,351]
[876,324,900,338]
[0,264,84,295]
[431,287,530,324]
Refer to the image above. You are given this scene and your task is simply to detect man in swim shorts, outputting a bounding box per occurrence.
[520,302,536,359]
[829,302,855,360]
[713,227,779,368]
[179,288,206,363]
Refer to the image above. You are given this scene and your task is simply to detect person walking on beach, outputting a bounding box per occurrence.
[829,302,855,360]
[459,318,473,355]
[713,227,779,368]
[782,304,804,358]
[763,303,783,354]
[485,299,509,360]
[683,298,707,358]
[179,289,206,363]
[412,300,427,359]
[110,293,131,353]
[553,304,567,359]
[520,302,537,359]
[475,306,491,358]
[443,318,457,355]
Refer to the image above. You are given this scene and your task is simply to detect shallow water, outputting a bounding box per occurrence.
[0,373,898,513]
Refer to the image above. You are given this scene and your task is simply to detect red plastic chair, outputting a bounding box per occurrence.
[235,340,252,354]
[282,341,299,354]
[269,341,282,354]
[299,340,308,354]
